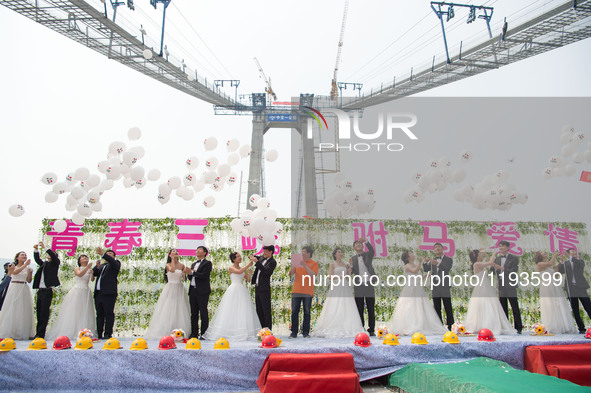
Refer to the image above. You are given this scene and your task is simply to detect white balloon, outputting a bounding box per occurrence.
[65,203,76,212]
[123,177,135,188]
[440,156,452,167]
[249,194,261,207]
[265,149,279,162]
[211,181,225,192]
[205,157,219,170]
[157,193,170,205]
[142,49,153,60]
[71,213,85,226]
[105,165,121,180]
[203,195,215,207]
[77,202,92,217]
[183,172,196,186]
[562,125,575,134]
[52,182,68,195]
[226,138,240,152]
[452,169,467,183]
[45,191,59,203]
[108,141,126,155]
[230,218,242,233]
[264,209,278,222]
[227,173,238,186]
[410,169,422,183]
[561,144,574,157]
[428,169,442,183]
[129,146,145,159]
[204,137,218,151]
[257,198,270,209]
[85,174,100,188]
[543,167,553,179]
[65,173,75,183]
[99,179,114,191]
[123,151,138,167]
[53,219,67,233]
[128,127,142,140]
[176,186,188,198]
[41,172,58,185]
[260,232,275,246]
[193,181,205,192]
[560,133,572,145]
[239,144,252,158]
[203,171,217,184]
[87,190,100,204]
[147,169,161,181]
[226,153,240,166]
[217,163,231,177]
[90,201,102,212]
[495,170,509,183]
[131,166,145,182]
[428,158,439,168]
[554,167,565,177]
[549,156,562,167]
[71,186,86,200]
[240,209,254,220]
[573,132,585,145]
[182,188,195,201]
[573,152,584,164]
[186,156,199,170]
[460,150,473,162]
[168,176,181,190]
[158,183,172,197]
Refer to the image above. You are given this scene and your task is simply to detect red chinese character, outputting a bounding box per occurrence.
[418,221,455,257]
[104,219,142,256]
[545,223,579,254]
[175,219,208,256]
[487,222,523,255]
[352,221,389,257]
[47,220,84,257]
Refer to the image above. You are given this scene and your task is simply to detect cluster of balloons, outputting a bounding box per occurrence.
[543,125,590,180]
[229,195,283,246]
[156,137,270,207]
[453,170,527,211]
[403,151,471,203]
[33,127,155,225]
[323,174,376,218]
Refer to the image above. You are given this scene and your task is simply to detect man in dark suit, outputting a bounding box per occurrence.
[558,248,591,333]
[93,247,121,339]
[187,246,212,339]
[250,245,277,331]
[491,240,522,333]
[0,263,13,311]
[422,243,454,330]
[350,238,377,336]
[32,241,61,338]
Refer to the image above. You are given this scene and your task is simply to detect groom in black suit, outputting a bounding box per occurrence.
[187,246,212,339]
[351,238,377,336]
[491,240,522,333]
[250,245,277,330]
[32,241,61,338]
[558,248,591,333]
[422,243,454,330]
[93,247,121,339]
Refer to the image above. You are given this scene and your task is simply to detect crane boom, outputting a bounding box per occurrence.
[330,0,350,100]
[253,57,277,101]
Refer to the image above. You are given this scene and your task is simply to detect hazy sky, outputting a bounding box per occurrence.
[0,0,590,256]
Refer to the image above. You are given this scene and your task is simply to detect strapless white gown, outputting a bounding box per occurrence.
[203,272,261,341]
[0,267,35,340]
[539,267,577,334]
[47,269,97,340]
[144,270,191,339]
[312,266,364,337]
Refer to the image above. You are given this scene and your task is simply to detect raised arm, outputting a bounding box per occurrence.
[33,244,44,266]
[13,259,31,275]
[405,263,421,275]
[256,258,276,278]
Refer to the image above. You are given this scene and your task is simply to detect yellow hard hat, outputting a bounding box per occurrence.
[103,337,121,350]
[214,337,230,350]
[27,337,47,350]
[382,333,399,346]
[185,338,202,350]
[0,338,16,352]
[74,336,94,350]
[443,331,460,344]
[411,332,428,345]
[130,337,148,351]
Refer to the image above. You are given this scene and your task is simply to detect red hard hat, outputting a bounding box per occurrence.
[477,328,496,342]
[354,332,371,347]
[261,335,278,348]
[585,328,591,339]
[158,335,177,350]
[53,336,72,350]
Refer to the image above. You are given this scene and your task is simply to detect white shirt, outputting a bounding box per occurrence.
[256,258,269,285]
[96,263,107,291]
[191,260,203,287]
[568,257,576,284]
[357,255,369,284]
[500,255,508,268]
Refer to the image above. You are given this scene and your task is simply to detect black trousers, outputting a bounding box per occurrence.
[189,288,209,337]
[95,293,117,338]
[433,296,454,330]
[569,296,591,331]
[355,296,375,334]
[499,296,522,332]
[255,288,272,330]
[35,288,53,338]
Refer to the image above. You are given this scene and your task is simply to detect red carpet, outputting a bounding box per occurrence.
[525,343,591,386]
[257,353,362,393]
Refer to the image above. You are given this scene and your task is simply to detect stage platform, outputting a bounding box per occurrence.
[0,334,589,392]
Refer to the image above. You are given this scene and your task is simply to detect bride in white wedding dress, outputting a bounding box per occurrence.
[388,250,447,336]
[313,247,364,337]
[144,249,191,339]
[203,252,261,341]
[47,254,97,340]
[464,249,516,336]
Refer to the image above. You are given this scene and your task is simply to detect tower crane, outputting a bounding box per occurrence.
[330,0,350,100]
[253,57,277,101]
